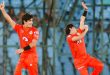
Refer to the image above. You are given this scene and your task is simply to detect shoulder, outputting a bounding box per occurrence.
[15,24,23,27]
[77,28,83,33]
[66,34,72,40]
[67,35,71,38]
[14,24,23,30]
[67,34,78,42]
[31,27,39,35]
[67,34,76,38]
[16,24,22,26]
[32,26,39,31]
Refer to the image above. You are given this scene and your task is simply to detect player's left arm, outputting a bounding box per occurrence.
[29,39,37,47]
[16,39,37,54]
[79,2,88,30]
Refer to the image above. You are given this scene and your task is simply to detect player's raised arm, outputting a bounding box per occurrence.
[0,2,16,28]
[79,2,88,30]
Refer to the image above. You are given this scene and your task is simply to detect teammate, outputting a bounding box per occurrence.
[0,2,39,75]
[65,2,104,75]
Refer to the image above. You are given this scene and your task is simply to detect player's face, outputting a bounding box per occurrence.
[24,18,33,27]
[70,27,77,34]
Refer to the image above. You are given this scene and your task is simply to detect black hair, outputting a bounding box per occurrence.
[65,24,74,35]
[22,13,33,24]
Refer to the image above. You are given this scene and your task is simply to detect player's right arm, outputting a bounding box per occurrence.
[79,2,88,30]
[72,25,88,41]
[0,2,16,28]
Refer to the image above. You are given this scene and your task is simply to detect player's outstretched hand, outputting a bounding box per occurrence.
[82,2,88,11]
[16,49,24,54]
[0,2,5,10]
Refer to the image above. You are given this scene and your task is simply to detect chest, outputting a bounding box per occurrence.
[18,28,34,42]
[75,33,84,44]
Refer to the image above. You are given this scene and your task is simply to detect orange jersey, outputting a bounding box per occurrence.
[67,28,90,68]
[14,24,39,56]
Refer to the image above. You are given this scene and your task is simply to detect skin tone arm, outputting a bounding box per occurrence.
[16,39,37,54]
[72,25,88,41]
[0,2,38,54]
[71,2,89,42]
[79,2,88,30]
[0,2,16,28]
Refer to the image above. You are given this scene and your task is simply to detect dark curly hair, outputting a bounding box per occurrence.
[65,24,74,36]
[22,13,33,24]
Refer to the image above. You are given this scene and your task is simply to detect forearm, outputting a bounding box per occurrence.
[16,44,32,53]
[81,10,87,23]
[79,30,87,39]
[72,30,87,41]
[22,39,37,51]
[80,16,86,28]
[1,8,16,28]
[80,2,88,29]
[29,39,37,48]
[1,9,11,22]
[80,10,88,29]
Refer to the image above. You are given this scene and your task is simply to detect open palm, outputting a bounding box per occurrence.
[82,2,88,10]
[0,2,5,10]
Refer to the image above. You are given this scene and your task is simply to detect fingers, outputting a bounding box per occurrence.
[0,2,5,7]
[1,2,4,7]
[2,1,4,6]
[16,49,24,54]
[82,2,88,10]
[16,50,20,54]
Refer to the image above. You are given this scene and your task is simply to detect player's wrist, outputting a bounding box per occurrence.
[23,45,31,51]
[82,10,87,17]
[84,8,88,11]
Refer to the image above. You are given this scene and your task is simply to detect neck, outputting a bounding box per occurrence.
[23,25,29,29]
[23,24,32,28]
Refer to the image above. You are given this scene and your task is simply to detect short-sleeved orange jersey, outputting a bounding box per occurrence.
[67,28,90,68]
[14,24,39,57]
